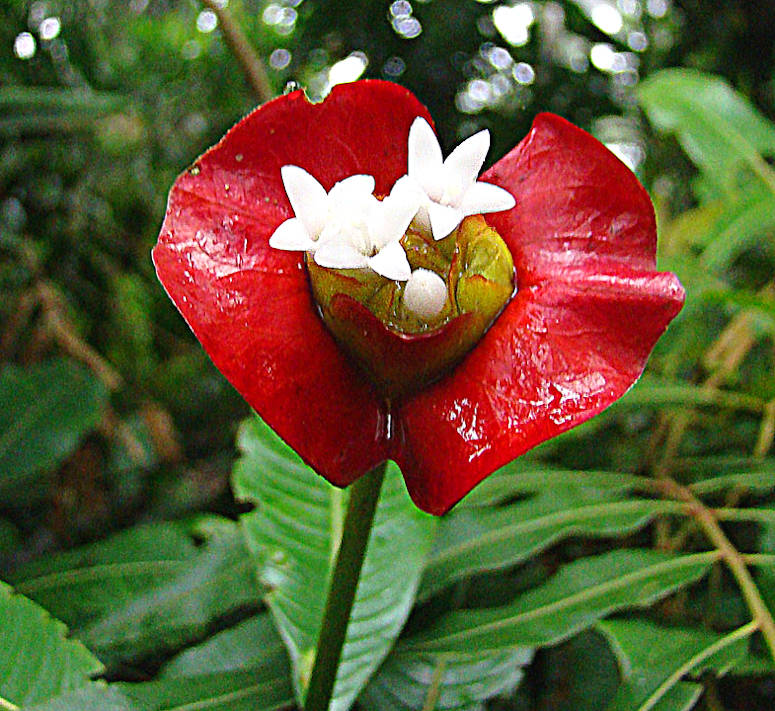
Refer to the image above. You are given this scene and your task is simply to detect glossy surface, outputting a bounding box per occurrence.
[153,82,684,514]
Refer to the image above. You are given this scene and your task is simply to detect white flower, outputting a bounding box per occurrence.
[269,167,418,281]
[403,268,448,319]
[406,117,516,240]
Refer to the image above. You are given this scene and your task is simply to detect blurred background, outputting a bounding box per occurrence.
[2,1,775,708]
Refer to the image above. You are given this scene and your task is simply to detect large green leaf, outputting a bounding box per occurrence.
[359,648,532,711]
[11,517,261,665]
[405,550,716,654]
[0,359,109,497]
[119,668,294,711]
[24,684,142,711]
[9,521,201,630]
[111,614,295,711]
[598,618,752,711]
[419,486,682,600]
[460,463,644,508]
[75,518,260,664]
[234,415,436,711]
[638,69,775,195]
[160,613,288,678]
[0,581,103,708]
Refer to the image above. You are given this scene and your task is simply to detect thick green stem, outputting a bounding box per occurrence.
[304,462,387,711]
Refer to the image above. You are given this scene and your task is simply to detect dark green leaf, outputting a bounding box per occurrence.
[160,613,288,678]
[406,550,716,654]
[0,359,108,497]
[419,487,681,600]
[24,684,142,711]
[120,668,294,711]
[10,521,201,630]
[75,518,260,664]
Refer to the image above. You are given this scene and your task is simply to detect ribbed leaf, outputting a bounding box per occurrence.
[359,648,532,711]
[75,519,260,664]
[24,684,142,711]
[419,487,682,600]
[0,359,108,497]
[405,550,717,654]
[460,464,644,508]
[10,521,201,630]
[638,69,775,193]
[120,668,294,711]
[234,415,436,711]
[0,581,103,708]
[617,375,763,412]
[10,517,261,665]
[160,613,288,678]
[598,618,751,711]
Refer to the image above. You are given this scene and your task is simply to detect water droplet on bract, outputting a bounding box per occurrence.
[235,153,244,162]
[283,80,300,94]
[188,164,200,176]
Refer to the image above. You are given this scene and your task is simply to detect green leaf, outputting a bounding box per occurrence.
[234,415,437,711]
[74,518,260,664]
[405,550,716,654]
[24,684,142,711]
[120,668,294,711]
[598,618,752,711]
[10,521,201,630]
[0,581,103,708]
[616,374,763,412]
[696,186,775,271]
[638,69,775,195]
[0,359,109,497]
[419,487,682,600]
[11,517,261,665]
[359,647,532,711]
[112,614,296,711]
[460,463,644,508]
[159,613,288,678]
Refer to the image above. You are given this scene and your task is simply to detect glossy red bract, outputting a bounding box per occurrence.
[153,80,684,515]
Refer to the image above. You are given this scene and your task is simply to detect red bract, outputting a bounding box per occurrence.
[153,80,684,515]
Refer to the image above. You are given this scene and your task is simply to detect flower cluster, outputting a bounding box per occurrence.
[153,80,684,514]
[268,117,516,319]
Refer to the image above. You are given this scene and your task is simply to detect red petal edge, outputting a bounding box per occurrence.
[394,114,685,514]
[153,81,432,485]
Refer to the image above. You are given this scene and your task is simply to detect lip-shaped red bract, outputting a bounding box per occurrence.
[153,80,684,515]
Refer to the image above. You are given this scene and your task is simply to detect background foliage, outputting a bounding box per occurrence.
[2,0,775,709]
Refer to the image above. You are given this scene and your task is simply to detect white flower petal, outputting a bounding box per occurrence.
[328,174,376,206]
[280,166,328,238]
[428,201,464,240]
[460,181,516,216]
[313,240,369,270]
[442,129,490,204]
[369,176,422,249]
[403,268,448,319]
[367,240,411,281]
[408,118,445,201]
[268,217,318,251]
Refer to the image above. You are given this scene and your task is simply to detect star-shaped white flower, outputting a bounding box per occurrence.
[406,117,516,240]
[269,166,418,281]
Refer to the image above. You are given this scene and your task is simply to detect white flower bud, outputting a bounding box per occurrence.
[403,269,448,320]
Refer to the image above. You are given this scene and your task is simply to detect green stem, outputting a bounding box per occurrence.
[304,462,387,711]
